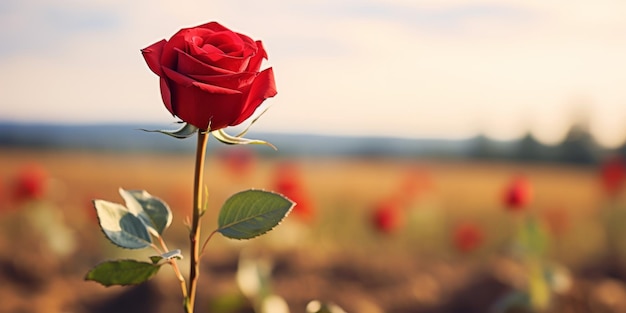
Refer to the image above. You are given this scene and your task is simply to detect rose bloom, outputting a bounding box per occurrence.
[453,222,484,253]
[599,155,625,197]
[142,22,277,130]
[218,146,256,180]
[371,199,403,234]
[12,164,48,202]
[503,175,532,211]
[273,162,315,222]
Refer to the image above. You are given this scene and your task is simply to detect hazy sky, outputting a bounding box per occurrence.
[1,0,626,147]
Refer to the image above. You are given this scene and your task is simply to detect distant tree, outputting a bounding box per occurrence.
[556,123,598,165]
[467,134,497,160]
[514,133,550,162]
[616,138,626,159]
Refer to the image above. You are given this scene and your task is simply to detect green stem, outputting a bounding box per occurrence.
[186,131,209,313]
[156,235,187,300]
[200,230,218,256]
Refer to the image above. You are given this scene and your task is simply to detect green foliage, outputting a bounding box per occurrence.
[120,189,172,235]
[518,216,550,258]
[93,200,152,249]
[217,190,294,240]
[93,188,174,249]
[85,259,161,286]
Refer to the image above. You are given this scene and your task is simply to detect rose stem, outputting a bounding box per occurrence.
[156,235,187,300]
[186,130,209,313]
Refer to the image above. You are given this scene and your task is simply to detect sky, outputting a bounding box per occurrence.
[1,0,626,147]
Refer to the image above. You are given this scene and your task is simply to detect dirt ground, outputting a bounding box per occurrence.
[1,148,626,313]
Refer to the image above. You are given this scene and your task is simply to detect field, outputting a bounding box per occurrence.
[1,147,626,313]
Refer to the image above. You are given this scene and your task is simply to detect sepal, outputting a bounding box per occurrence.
[140,122,199,139]
[212,129,276,150]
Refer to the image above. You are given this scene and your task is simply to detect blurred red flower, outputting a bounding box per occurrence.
[503,175,532,211]
[452,222,484,253]
[599,155,625,197]
[371,199,403,234]
[217,146,257,180]
[12,163,48,202]
[273,161,315,222]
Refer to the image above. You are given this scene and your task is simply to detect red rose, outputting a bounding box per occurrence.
[13,163,48,202]
[142,22,277,130]
[503,175,532,211]
[218,146,257,179]
[371,199,403,234]
[452,222,484,253]
[599,155,625,196]
[273,162,315,222]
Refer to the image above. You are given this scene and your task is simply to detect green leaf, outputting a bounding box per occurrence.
[149,255,162,264]
[119,189,172,235]
[149,249,183,265]
[212,129,276,150]
[139,122,198,139]
[85,259,161,286]
[93,200,152,249]
[217,190,294,240]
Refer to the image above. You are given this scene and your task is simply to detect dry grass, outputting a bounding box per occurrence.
[0,147,624,313]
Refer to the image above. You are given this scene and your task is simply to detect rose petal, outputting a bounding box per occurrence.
[247,41,267,73]
[187,33,255,72]
[172,85,243,130]
[189,39,223,56]
[192,81,242,95]
[175,48,235,75]
[141,40,167,76]
[232,67,277,126]
[256,40,268,60]
[192,52,251,72]
[203,31,244,52]
[162,67,240,95]
[185,29,223,55]
[188,72,256,89]
[161,29,191,69]
[159,77,175,115]
[162,67,193,87]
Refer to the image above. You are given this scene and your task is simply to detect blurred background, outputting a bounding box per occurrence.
[1,1,626,313]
